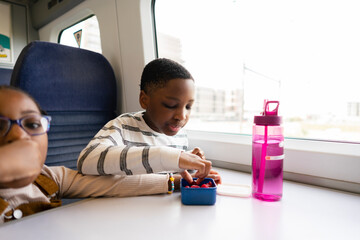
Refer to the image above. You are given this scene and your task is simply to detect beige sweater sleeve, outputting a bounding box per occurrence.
[43,166,169,199]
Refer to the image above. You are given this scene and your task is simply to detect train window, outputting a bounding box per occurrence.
[154,0,360,144]
[58,15,101,53]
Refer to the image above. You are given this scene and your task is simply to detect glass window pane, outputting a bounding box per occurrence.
[58,15,102,53]
[155,0,360,143]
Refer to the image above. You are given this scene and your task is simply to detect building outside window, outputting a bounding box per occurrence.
[155,0,360,143]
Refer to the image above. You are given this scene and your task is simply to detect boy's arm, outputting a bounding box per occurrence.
[77,118,212,178]
[48,166,171,198]
[78,142,184,175]
[77,120,183,175]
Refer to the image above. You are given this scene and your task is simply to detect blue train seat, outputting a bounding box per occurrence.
[0,68,12,85]
[11,41,117,170]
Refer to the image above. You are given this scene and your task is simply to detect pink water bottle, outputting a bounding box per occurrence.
[252,100,284,201]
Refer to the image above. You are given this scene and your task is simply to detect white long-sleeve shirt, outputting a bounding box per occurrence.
[77,111,188,175]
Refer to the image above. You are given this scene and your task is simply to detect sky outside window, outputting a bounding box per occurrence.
[155,0,360,143]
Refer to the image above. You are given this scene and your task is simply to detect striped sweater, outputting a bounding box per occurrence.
[77,111,188,175]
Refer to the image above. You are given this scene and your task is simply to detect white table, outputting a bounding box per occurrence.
[1,168,359,240]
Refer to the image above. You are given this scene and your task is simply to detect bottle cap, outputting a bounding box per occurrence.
[254,100,282,126]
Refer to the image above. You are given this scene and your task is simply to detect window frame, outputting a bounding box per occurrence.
[57,14,102,53]
[58,14,95,43]
[152,0,360,193]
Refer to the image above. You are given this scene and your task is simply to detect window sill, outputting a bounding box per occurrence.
[187,130,360,194]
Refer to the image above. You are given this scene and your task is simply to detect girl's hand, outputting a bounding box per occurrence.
[0,140,43,188]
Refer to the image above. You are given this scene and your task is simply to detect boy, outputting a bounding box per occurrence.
[0,86,184,223]
[78,58,221,184]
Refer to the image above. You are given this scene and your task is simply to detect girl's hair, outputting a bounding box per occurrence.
[0,85,47,115]
[140,58,194,93]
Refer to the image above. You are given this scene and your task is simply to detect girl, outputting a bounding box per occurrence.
[0,86,181,223]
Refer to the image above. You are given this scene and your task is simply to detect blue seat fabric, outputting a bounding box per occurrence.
[11,41,117,170]
[0,68,12,85]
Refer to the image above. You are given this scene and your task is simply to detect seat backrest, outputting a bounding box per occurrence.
[11,41,117,169]
[0,68,12,85]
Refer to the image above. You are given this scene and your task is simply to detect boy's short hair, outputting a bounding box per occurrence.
[0,85,47,115]
[140,58,193,93]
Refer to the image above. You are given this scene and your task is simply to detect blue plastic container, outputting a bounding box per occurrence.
[180,178,217,205]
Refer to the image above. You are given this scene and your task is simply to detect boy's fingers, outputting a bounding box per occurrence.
[180,170,194,184]
[202,159,212,177]
[195,177,204,185]
[178,152,211,180]
[179,152,210,170]
[191,147,200,154]
[192,147,205,160]
[209,169,219,175]
[207,174,222,184]
[194,160,212,179]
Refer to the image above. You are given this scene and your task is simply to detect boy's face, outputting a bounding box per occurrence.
[0,89,48,186]
[140,78,195,136]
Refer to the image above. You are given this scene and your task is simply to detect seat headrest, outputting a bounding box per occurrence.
[0,68,12,86]
[11,41,117,112]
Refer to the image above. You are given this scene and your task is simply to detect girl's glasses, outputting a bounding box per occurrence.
[0,115,51,137]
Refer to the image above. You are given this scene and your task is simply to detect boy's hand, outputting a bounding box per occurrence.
[198,169,222,185]
[179,170,193,185]
[189,147,210,184]
[178,151,212,184]
[188,147,222,185]
[190,147,205,160]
